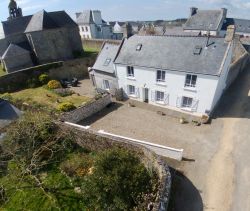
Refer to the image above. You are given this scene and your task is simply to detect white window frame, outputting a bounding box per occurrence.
[185,74,197,88]
[128,85,135,95]
[182,96,193,108]
[127,66,134,77]
[103,80,110,90]
[156,70,166,83]
[156,91,164,102]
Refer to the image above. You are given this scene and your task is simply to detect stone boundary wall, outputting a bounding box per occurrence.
[61,94,112,123]
[60,123,172,211]
[226,39,250,88]
[0,56,97,94]
[83,39,121,51]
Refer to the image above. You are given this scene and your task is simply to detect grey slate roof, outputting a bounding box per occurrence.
[222,18,250,33]
[2,15,32,36]
[2,44,30,59]
[93,42,120,74]
[25,10,58,33]
[76,10,94,24]
[184,10,223,31]
[2,10,77,36]
[0,100,21,129]
[114,35,229,76]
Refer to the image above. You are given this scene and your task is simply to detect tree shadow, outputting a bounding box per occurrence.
[212,67,250,119]
[168,168,203,211]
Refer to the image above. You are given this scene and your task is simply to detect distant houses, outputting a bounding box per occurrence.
[0,0,83,73]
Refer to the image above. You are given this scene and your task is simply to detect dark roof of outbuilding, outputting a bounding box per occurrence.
[2,10,77,36]
[184,10,224,31]
[2,15,32,36]
[2,43,30,59]
[114,35,230,76]
[93,42,120,74]
[222,18,250,33]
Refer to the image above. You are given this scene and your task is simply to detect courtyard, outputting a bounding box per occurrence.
[78,67,250,211]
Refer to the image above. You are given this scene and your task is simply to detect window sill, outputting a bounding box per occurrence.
[128,94,137,98]
[156,82,167,87]
[180,107,192,112]
[183,86,197,92]
[156,101,165,105]
[126,77,136,81]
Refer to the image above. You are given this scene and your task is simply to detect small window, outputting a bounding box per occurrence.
[85,26,88,32]
[182,97,193,108]
[185,74,197,88]
[128,85,135,95]
[127,66,134,77]
[104,58,111,66]
[103,80,110,90]
[156,91,164,102]
[136,44,142,51]
[193,46,202,55]
[82,27,84,32]
[156,70,166,82]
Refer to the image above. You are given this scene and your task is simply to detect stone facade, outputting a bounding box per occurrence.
[61,94,112,123]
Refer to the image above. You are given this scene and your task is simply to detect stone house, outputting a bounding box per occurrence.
[0,0,83,73]
[89,27,249,118]
[76,10,113,40]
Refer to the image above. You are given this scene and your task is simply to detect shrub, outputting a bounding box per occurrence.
[47,80,62,89]
[0,93,13,101]
[54,88,74,97]
[82,148,152,210]
[57,102,76,112]
[39,74,49,85]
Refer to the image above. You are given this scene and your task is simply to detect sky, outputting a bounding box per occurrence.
[1,0,250,22]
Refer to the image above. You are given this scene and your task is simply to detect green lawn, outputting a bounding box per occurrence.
[0,65,6,76]
[1,87,90,110]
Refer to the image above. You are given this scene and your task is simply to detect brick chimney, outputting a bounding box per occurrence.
[225,25,235,42]
[190,7,198,16]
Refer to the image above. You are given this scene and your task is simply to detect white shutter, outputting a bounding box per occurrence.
[164,93,169,105]
[151,90,155,102]
[136,88,140,98]
[176,96,182,108]
[191,99,199,112]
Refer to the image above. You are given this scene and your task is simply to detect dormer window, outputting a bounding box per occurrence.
[103,58,111,66]
[136,44,142,51]
[127,66,134,77]
[193,46,202,55]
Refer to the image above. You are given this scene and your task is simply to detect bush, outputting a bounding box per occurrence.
[57,102,76,112]
[26,77,39,88]
[47,80,62,89]
[82,148,152,210]
[39,74,49,85]
[0,93,13,101]
[54,88,74,97]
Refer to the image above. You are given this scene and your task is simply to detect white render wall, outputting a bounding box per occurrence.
[116,64,221,116]
[184,29,218,36]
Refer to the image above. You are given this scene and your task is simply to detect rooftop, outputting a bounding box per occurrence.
[114,35,230,76]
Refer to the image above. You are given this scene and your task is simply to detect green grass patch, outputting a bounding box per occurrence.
[0,65,6,76]
[0,86,90,111]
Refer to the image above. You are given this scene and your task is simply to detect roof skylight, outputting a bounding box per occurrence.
[136,44,142,51]
[193,46,202,55]
[103,58,111,66]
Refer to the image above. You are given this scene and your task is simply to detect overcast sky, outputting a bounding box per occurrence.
[1,0,250,22]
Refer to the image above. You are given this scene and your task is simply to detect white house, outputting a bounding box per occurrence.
[75,10,113,39]
[89,26,248,118]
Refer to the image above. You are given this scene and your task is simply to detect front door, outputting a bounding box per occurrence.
[144,88,149,103]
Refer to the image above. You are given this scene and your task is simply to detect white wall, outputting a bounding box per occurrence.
[184,29,218,36]
[116,65,220,116]
[78,24,93,39]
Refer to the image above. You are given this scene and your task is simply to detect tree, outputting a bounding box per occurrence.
[82,148,152,210]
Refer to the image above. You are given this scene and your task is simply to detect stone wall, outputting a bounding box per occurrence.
[83,39,121,51]
[61,94,112,123]
[61,123,172,211]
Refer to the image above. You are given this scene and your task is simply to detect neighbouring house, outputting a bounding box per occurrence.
[183,7,227,36]
[89,26,249,118]
[89,42,120,95]
[0,0,83,73]
[112,22,133,40]
[222,18,250,37]
[76,10,113,40]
